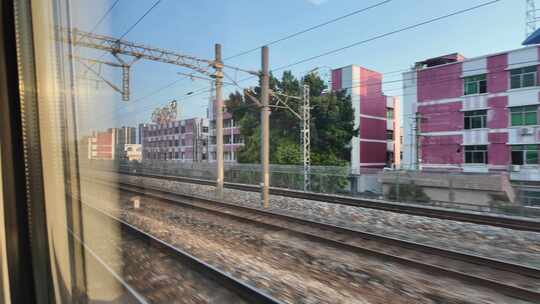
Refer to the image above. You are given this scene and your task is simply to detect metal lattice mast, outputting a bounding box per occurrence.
[526,0,538,37]
[302,84,311,191]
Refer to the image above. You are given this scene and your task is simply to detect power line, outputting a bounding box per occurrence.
[112,49,535,123]
[272,0,502,72]
[108,55,515,123]
[91,0,504,125]
[118,0,163,40]
[79,0,164,71]
[224,0,393,60]
[105,0,393,110]
[92,84,214,125]
[213,0,502,89]
[87,0,122,35]
[339,58,539,92]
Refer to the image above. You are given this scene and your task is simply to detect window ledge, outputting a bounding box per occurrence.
[460,107,490,112]
[463,128,489,131]
[461,93,488,98]
[507,125,540,129]
[506,86,540,93]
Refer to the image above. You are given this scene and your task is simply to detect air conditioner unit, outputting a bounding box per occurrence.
[520,127,534,136]
[511,165,521,172]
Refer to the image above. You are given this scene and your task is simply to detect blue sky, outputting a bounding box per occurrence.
[73,0,526,134]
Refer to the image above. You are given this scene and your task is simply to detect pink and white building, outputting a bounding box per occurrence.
[140,118,209,162]
[402,47,540,181]
[207,99,244,162]
[332,65,401,169]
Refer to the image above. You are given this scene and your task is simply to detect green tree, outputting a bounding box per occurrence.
[226,71,355,166]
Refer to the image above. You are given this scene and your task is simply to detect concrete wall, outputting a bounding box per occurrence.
[379,171,516,206]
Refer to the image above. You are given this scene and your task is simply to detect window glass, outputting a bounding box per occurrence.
[464,145,487,164]
[386,108,394,119]
[510,106,538,126]
[463,74,486,95]
[509,66,538,89]
[386,130,394,140]
[464,110,486,129]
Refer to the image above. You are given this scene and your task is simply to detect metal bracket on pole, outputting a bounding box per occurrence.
[244,89,263,107]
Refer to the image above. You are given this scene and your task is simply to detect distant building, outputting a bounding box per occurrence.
[331,65,401,169]
[87,127,136,160]
[207,98,244,162]
[402,47,540,181]
[115,126,136,160]
[88,129,116,160]
[125,144,142,162]
[140,118,209,161]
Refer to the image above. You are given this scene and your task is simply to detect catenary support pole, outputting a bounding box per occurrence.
[215,44,224,196]
[302,84,311,191]
[261,46,270,208]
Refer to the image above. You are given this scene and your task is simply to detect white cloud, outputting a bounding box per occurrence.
[306,0,328,5]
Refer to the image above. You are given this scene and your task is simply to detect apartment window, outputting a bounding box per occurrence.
[202,126,209,133]
[233,135,244,144]
[512,145,539,165]
[463,74,487,95]
[386,108,394,120]
[181,139,186,146]
[464,145,488,164]
[181,152,185,159]
[510,66,537,89]
[224,135,231,144]
[510,105,538,126]
[181,126,186,133]
[175,140,179,146]
[175,152,179,159]
[386,130,394,140]
[464,110,487,129]
[175,126,179,133]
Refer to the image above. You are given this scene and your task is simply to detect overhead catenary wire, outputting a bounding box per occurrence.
[103,54,530,124]
[271,0,502,72]
[224,0,394,60]
[117,0,163,40]
[108,0,394,107]
[78,0,164,73]
[86,0,122,36]
[92,0,505,126]
[210,0,504,92]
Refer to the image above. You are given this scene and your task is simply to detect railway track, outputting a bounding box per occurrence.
[103,179,540,302]
[117,169,540,232]
[80,200,283,304]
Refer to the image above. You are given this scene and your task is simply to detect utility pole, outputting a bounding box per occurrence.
[214,44,224,196]
[302,84,311,191]
[261,46,270,208]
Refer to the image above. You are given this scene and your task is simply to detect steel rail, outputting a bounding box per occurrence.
[103,179,540,302]
[83,200,284,304]
[117,169,540,232]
